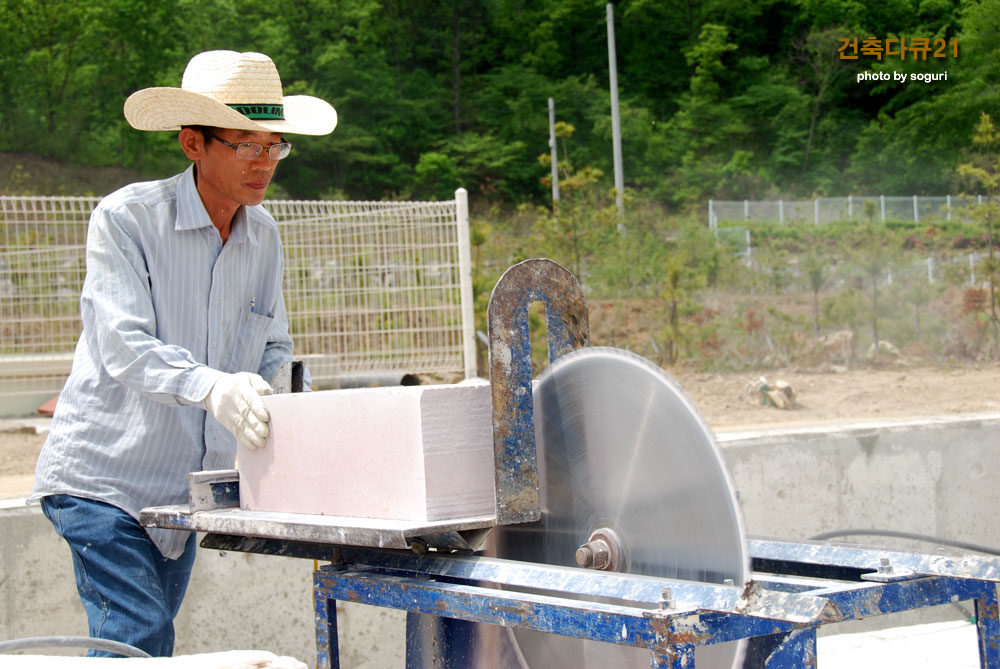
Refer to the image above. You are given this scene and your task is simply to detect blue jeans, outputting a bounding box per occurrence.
[40,494,197,657]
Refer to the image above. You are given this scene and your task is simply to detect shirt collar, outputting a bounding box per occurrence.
[175,165,213,233]
[175,165,259,247]
[237,206,259,246]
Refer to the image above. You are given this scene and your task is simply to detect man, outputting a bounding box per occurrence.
[30,51,337,657]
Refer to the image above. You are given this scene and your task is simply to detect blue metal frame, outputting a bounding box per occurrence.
[310,541,1000,668]
[978,587,1000,667]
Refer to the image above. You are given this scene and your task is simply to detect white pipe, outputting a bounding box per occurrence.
[548,97,559,208]
[606,3,625,223]
[455,188,477,379]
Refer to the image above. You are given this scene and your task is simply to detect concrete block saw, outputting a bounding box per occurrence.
[140,257,1000,668]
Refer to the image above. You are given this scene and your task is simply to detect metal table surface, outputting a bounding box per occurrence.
[140,470,496,552]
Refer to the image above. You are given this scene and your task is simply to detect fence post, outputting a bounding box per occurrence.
[927,257,934,283]
[848,195,853,220]
[913,195,919,223]
[947,194,952,222]
[455,188,477,380]
[814,198,819,224]
[881,195,886,222]
[547,97,559,210]
[779,199,784,225]
[709,199,715,232]
[744,199,749,221]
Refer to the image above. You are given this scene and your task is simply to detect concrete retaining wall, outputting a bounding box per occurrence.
[0,502,404,667]
[719,412,1000,635]
[719,413,1000,546]
[3,413,998,665]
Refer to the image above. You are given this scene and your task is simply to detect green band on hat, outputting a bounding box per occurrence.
[228,104,285,120]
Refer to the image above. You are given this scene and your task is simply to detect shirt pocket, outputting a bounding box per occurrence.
[227,308,274,374]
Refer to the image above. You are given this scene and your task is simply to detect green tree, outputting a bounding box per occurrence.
[823,287,865,363]
[846,0,999,195]
[414,151,460,200]
[801,247,829,335]
[848,221,902,355]
[659,250,703,366]
[2,0,99,156]
[89,0,184,166]
[532,165,613,279]
[900,269,942,344]
[957,112,1000,359]
[663,23,746,203]
[757,244,792,294]
[587,218,670,298]
[0,0,984,204]
[791,26,855,174]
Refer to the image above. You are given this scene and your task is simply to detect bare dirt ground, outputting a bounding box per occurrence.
[672,365,1000,430]
[4,365,1000,499]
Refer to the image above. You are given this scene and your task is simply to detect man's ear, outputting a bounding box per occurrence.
[178,128,204,161]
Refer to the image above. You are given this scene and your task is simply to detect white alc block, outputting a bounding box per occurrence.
[237,384,496,521]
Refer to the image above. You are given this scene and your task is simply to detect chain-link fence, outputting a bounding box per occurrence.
[709,195,995,229]
[717,221,991,287]
[0,191,475,413]
[840,252,989,287]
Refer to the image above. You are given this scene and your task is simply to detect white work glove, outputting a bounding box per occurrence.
[204,372,274,449]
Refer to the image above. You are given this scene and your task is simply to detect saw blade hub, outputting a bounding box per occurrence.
[575,527,626,572]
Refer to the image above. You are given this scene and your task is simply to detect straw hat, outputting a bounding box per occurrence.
[124,51,337,135]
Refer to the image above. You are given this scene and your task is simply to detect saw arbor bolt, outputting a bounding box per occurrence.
[575,528,625,572]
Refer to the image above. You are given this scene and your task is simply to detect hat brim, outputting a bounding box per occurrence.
[124,88,337,136]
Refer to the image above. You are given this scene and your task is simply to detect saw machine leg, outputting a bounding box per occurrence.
[740,627,817,668]
[404,614,480,668]
[757,628,817,668]
[977,583,1000,667]
[649,643,695,668]
[314,570,340,669]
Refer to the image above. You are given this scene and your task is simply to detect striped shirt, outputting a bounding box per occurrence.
[31,165,298,559]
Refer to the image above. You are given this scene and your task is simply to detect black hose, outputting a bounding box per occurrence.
[0,636,151,658]
[808,529,1000,556]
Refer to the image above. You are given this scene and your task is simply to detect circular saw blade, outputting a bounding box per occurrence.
[492,347,749,668]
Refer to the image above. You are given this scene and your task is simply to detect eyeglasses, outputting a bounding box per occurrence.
[208,134,293,161]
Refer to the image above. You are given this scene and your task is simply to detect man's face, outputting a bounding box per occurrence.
[192,128,283,209]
